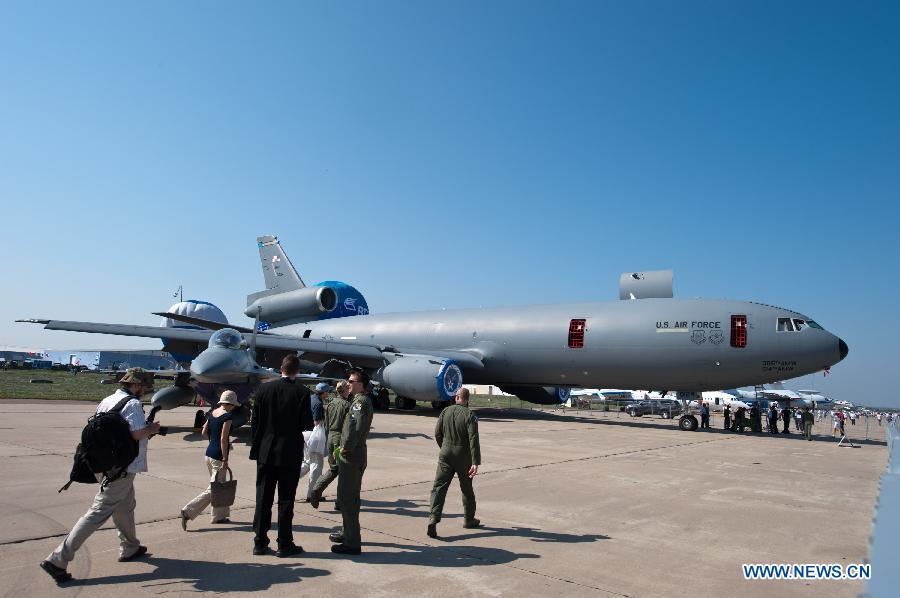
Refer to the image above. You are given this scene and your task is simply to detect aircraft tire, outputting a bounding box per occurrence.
[395,396,416,410]
[193,409,206,430]
[373,388,390,411]
[628,409,637,417]
[678,415,699,431]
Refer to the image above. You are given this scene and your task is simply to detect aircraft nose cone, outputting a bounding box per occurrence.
[191,350,234,382]
[838,338,849,361]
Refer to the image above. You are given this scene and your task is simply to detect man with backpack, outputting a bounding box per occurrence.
[40,368,161,584]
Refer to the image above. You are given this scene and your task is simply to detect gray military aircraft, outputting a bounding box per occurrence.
[18,235,848,431]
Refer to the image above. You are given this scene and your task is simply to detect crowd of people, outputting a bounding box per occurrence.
[39,358,483,584]
[713,402,895,440]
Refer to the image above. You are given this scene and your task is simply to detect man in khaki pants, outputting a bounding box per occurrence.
[40,368,161,584]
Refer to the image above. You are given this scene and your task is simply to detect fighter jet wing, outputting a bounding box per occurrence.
[16,319,485,369]
[152,312,261,334]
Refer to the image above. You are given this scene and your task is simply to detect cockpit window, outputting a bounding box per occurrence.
[793,319,807,331]
[806,320,824,330]
[777,317,795,332]
[209,328,243,349]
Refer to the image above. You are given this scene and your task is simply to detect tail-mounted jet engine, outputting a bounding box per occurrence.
[244,286,337,324]
[374,356,463,409]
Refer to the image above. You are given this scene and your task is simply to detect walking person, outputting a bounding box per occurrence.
[699,402,710,429]
[330,370,374,555]
[310,380,351,509]
[768,403,779,435]
[802,407,814,441]
[734,406,747,433]
[299,383,329,501]
[250,354,313,557]
[180,390,239,529]
[427,387,482,538]
[750,404,762,433]
[40,368,161,584]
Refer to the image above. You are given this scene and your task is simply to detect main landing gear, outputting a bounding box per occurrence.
[372,387,391,411]
[394,396,416,410]
[677,391,701,431]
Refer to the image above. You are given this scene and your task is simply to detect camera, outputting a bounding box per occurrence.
[157,426,169,436]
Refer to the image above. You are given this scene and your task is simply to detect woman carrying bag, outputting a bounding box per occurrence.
[180,390,239,529]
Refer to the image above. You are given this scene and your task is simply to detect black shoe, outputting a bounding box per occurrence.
[118,545,148,562]
[39,560,72,584]
[331,543,361,555]
[329,532,345,544]
[309,489,322,509]
[463,519,482,529]
[276,543,304,558]
[252,545,270,556]
[211,518,231,524]
[427,523,438,538]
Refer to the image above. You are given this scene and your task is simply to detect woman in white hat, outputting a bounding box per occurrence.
[180,390,240,529]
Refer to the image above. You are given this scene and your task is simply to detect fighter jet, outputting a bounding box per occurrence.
[18,234,848,432]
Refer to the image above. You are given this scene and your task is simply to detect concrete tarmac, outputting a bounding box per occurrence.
[0,400,887,597]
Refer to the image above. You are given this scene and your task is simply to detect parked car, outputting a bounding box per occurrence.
[625,399,684,419]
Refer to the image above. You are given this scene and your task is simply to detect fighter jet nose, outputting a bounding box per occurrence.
[191,350,230,381]
[838,338,849,361]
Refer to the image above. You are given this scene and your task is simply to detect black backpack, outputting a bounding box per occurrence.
[59,396,140,492]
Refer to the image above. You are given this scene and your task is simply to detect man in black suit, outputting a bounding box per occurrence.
[250,354,313,557]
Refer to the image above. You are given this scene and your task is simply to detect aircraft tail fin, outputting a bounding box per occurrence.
[255,235,305,293]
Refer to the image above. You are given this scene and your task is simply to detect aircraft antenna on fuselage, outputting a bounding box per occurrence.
[256,235,305,292]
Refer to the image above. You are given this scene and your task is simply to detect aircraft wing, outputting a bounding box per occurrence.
[17,319,485,370]
[152,312,260,334]
[759,389,803,400]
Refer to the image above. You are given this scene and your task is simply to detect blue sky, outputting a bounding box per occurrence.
[1,2,898,407]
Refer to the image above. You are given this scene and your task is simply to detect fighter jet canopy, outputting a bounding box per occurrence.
[208,328,242,350]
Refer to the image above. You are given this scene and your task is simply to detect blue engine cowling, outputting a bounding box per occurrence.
[376,357,463,402]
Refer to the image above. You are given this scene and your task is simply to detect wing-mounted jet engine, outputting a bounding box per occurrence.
[373,353,464,411]
[499,385,572,405]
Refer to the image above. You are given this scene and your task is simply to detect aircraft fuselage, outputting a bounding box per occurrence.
[274,298,845,391]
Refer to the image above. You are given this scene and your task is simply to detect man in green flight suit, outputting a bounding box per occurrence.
[330,370,374,555]
[310,379,351,509]
[427,387,481,539]
[801,406,815,441]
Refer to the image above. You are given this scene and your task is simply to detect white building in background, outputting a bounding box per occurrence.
[42,350,175,371]
[464,385,513,396]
